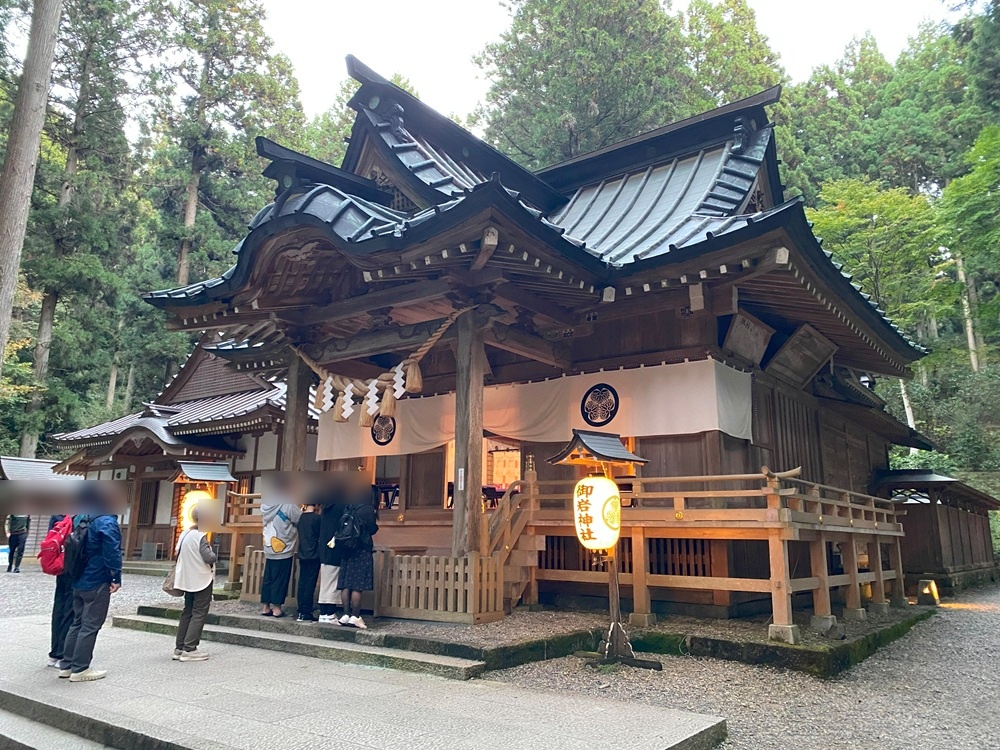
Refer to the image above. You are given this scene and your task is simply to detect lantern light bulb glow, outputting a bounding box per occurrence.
[573,475,621,551]
[180,489,214,532]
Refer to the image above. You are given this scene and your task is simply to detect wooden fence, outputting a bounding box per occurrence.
[374,550,504,624]
[240,545,503,624]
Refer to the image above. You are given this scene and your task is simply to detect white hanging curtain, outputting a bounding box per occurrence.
[316,358,752,461]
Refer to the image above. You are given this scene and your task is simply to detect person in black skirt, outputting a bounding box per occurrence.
[338,494,378,629]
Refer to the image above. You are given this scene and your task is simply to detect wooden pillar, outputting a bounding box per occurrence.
[280,353,312,472]
[710,540,730,608]
[809,533,833,623]
[122,478,139,561]
[890,537,908,606]
[628,527,654,625]
[767,530,800,643]
[841,538,866,621]
[451,311,485,556]
[867,539,888,614]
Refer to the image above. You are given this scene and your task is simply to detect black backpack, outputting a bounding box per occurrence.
[332,506,363,553]
[63,515,93,582]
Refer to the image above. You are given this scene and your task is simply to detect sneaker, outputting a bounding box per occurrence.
[13,567,20,573]
[317,614,329,623]
[178,650,209,662]
[348,615,367,630]
[172,649,182,661]
[58,669,72,678]
[69,668,106,682]
[338,614,351,626]
[46,657,59,668]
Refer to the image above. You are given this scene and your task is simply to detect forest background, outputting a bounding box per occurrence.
[0,0,997,543]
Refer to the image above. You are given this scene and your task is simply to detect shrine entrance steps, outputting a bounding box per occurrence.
[112,610,486,680]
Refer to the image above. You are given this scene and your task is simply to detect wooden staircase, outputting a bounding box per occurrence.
[480,468,540,611]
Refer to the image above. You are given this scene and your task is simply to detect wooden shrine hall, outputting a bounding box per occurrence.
[137,56,946,641]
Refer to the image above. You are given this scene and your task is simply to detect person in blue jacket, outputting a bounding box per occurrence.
[58,504,122,683]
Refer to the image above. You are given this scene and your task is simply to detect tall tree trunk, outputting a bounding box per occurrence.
[955,252,981,372]
[123,362,135,411]
[0,0,65,382]
[19,37,92,456]
[176,35,213,287]
[105,316,124,408]
[898,379,918,457]
[19,289,57,457]
[176,168,200,286]
[928,312,939,340]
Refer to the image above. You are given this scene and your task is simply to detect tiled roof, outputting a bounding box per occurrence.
[52,383,320,446]
[177,461,236,482]
[360,108,487,199]
[550,127,771,265]
[0,457,82,480]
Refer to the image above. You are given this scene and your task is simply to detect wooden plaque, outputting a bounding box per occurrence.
[723,311,775,366]
[764,324,838,389]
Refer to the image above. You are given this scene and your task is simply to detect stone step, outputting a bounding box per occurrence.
[112,614,486,680]
[0,683,226,750]
[0,708,108,750]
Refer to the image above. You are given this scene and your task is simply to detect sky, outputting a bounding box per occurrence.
[260,0,961,120]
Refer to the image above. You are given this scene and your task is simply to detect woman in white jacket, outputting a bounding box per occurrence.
[172,510,217,662]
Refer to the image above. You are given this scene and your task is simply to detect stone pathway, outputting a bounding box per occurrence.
[0,615,723,750]
[490,586,1000,750]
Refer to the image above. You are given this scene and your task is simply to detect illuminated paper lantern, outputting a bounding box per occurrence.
[573,476,621,551]
[180,489,215,532]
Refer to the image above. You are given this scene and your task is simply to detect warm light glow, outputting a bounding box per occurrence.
[180,489,213,532]
[573,476,621,551]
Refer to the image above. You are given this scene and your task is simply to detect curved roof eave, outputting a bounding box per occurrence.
[144,178,614,311]
[342,54,567,213]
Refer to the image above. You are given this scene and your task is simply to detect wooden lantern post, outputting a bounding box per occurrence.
[549,430,661,670]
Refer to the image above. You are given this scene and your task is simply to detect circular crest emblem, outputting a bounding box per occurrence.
[371,416,396,446]
[581,383,619,427]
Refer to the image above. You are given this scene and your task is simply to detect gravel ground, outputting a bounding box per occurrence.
[0,560,182,619]
[167,596,609,647]
[489,586,1000,750]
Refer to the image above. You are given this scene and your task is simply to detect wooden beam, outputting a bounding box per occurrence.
[485,322,570,369]
[307,317,451,364]
[493,282,577,326]
[280,279,452,326]
[470,226,499,272]
[452,311,485,556]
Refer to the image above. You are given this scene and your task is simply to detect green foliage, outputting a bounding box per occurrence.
[683,0,785,108]
[967,0,1000,113]
[806,179,942,333]
[939,126,1000,339]
[780,34,894,203]
[475,0,698,169]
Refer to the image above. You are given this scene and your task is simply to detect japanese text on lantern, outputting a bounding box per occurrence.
[576,482,596,542]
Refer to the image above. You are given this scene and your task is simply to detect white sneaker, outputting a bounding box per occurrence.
[179,650,209,662]
[69,668,106,682]
[317,614,329,623]
[58,668,72,678]
[338,614,351,626]
[46,657,59,668]
[172,649,182,661]
[348,615,367,630]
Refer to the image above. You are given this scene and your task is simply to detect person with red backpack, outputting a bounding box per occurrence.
[42,515,75,668]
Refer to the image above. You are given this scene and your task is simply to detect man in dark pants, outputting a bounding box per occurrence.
[296,505,321,622]
[59,512,122,683]
[6,514,30,572]
[47,515,74,668]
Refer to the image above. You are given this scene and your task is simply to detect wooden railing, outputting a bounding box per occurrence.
[523,466,909,642]
[374,550,504,624]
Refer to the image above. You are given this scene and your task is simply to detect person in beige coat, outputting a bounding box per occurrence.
[172,510,217,662]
